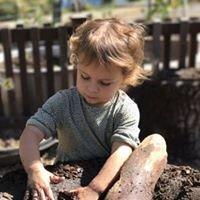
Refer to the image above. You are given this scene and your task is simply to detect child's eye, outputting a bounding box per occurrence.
[100,81,111,86]
[81,74,90,80]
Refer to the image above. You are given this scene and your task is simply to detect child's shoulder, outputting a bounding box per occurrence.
[55,87,78,97]
[113,90,139,114]
[113,90,139,119]
[117,90,137,106]
[47,87,78,105]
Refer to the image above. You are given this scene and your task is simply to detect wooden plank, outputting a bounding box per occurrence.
[40,27,58,40]
[0,29,16,116]
[44,28,55,97]
[16,28,30,116]
[163,25,171,70]
[189,21,199,68]
[189,32,198,68]
[0,89,4,116]
[188,20,200,32]
[152,22,162,72]
[10,27,58,43]
[30,27,43,107]
[162,22,180,35]
[179,20,189,69]
[58,26,69,89]
[11,28,30,42]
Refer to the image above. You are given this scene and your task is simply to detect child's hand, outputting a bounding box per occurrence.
[61,186,100,200]
[28,167,64,200]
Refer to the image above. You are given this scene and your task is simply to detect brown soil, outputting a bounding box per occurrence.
[0,159,199,200]
[154,164,200,200]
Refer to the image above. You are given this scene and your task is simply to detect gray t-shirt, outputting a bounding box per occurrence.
[27,87,140,162]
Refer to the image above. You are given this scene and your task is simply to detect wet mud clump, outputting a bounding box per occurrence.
[0,160,200,200]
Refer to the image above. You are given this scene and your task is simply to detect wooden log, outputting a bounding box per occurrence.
[105,134,167,200]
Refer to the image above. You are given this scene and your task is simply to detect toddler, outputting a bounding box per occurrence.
[20,18,166,200]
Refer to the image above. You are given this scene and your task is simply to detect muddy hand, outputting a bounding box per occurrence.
[28,168,65,200]
[59,186,99,200]
[29,184,54,200]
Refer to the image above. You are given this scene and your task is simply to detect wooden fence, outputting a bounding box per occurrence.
[146,19,200,71]
[0,25,73,128]
[0,19,200,129]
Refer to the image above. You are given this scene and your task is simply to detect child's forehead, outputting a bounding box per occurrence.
[79,53,105,67]
[78,59,108,71]
[78,53,126,77]
[78,60,123,78]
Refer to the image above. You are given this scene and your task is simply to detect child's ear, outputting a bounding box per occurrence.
[70,53,79,65]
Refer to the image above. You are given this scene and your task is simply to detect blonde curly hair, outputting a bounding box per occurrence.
[69,18,150,87]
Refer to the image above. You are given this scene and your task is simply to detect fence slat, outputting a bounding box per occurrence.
[179,20,189,69]
[16,29,30,116]
[163,26,171,70]
[0,90,4,116]
[189,22,199,68]
[152,22,162,72]
[189,33,198,68]
[0,29,16,116]
[43,28,55,97]
[58,26,69,89]
[31,28,43,108]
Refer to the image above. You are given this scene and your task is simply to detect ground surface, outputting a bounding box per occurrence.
[0,159,199,200]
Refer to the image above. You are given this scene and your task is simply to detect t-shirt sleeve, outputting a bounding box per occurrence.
[26,91,64,138]
[111,100,140,149]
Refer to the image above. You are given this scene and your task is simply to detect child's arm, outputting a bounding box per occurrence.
[19,125,63,200]
[19,125,45,174]
[89,141,132,193]
[68,141,132,200]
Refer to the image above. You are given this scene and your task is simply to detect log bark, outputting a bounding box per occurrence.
[105,134,167,200]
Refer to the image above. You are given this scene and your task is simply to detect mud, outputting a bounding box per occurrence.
[154,164,200,200]
[0,160,199,200]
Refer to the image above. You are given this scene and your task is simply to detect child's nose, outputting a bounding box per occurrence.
[88,83,99,93]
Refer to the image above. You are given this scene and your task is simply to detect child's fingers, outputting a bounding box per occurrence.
[50,174,65,183]
[37,187,46,200]
[32,187,46,200]
[60,189,77,196]
[43,186,55,200]
[32,189,39,200]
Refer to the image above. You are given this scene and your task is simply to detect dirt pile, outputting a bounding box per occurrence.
[154,164,200,200]
[0,159,200,200]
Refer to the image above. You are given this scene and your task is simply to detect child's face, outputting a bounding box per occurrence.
[76,62,124,106]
